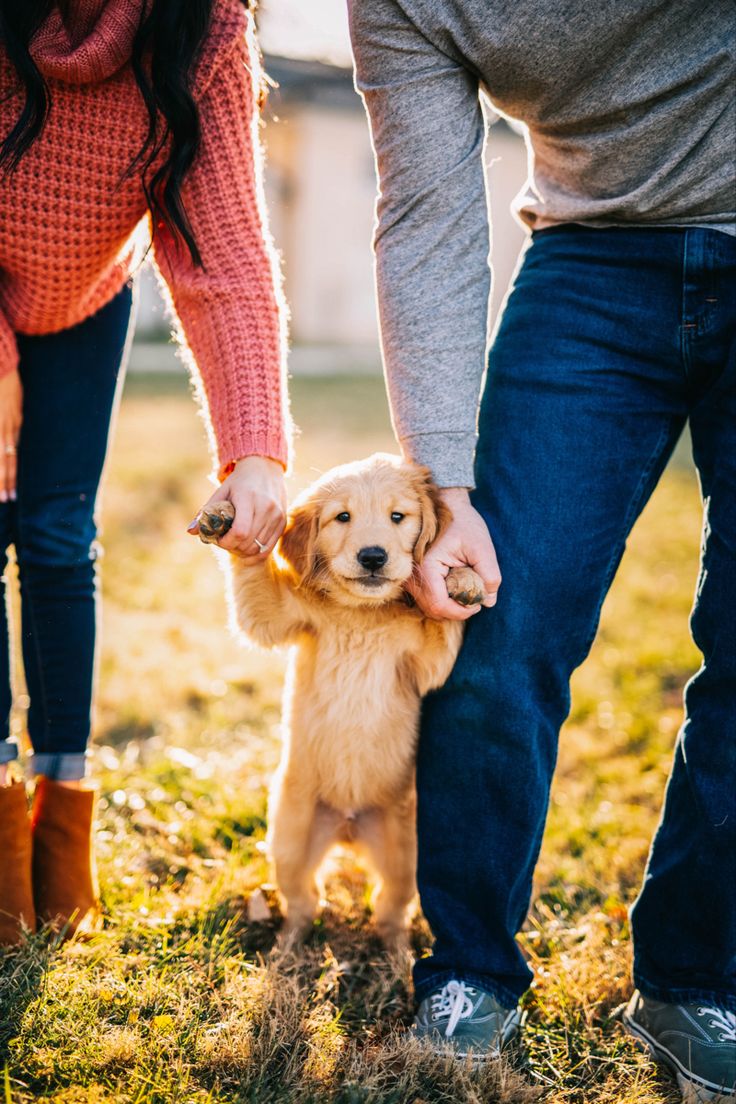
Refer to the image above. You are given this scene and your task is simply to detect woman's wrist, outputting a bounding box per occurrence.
[231,455,284,475]
[220,454,285,482]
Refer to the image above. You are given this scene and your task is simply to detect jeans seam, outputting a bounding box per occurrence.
[681,230,692,377]
[578,416,679,661]
[16,557,52,757]
[17,453,54,754]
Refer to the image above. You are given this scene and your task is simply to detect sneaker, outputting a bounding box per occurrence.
[413,979,523,1059]
[622,990,736,1102]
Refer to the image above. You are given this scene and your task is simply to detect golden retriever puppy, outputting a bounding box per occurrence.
[198,453,484,946]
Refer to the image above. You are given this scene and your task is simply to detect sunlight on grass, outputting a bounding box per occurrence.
[0,371,700,1103]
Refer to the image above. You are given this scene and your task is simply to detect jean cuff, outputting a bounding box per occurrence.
[0,741,19,765]
[635,970,736,1013]
[30,752,88,782]
[413,967,523,1010]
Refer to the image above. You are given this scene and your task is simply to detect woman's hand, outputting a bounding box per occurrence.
[0,370,23,503]
[189,455,287,562]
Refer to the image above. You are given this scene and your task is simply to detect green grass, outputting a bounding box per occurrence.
[0,370,705,1103]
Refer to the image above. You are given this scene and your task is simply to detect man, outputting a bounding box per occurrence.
[348,1,735,1099]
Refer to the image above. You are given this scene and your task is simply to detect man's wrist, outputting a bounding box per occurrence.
[438,486,472,504]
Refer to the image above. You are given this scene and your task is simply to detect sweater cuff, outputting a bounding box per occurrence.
[400,431,478,490]
[217,429,289,482]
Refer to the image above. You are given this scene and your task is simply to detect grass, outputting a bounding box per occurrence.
[0,370,705,1103]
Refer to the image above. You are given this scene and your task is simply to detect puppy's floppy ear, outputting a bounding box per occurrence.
[412,466,453,563]
[278,500,319,582]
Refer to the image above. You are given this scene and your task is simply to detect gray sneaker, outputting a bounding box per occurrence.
[622,990,736,1102]
[414,979,523,1059]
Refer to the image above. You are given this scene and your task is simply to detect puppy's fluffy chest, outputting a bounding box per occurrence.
[285,613,424,810]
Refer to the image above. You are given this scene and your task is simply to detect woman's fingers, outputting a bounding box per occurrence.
[226,519,281,564]
[250,515,284,555]
[214,501,255,555]
[5,444,16,501]
[236,503,285,558]
[0,438,18,503]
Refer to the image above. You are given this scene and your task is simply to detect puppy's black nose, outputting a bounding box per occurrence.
[357,546,388,572]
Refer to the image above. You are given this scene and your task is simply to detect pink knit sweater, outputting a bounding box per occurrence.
[0,0,289,473]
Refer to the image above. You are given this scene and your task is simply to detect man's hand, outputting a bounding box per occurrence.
[188,455,286,562]
[408,487,501,621]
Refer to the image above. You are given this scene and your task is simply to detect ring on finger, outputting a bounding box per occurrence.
[254,536,269,554]
[4,444,16,456]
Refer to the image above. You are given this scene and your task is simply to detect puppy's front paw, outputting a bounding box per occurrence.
[197,501,235,544]
[446,566,485,607]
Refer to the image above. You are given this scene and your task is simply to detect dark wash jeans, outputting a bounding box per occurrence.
[415,227,736,1011]
[0,284,134,781]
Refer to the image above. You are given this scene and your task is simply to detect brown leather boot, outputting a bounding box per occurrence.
[0,781,36,944]
[32,778,100,937]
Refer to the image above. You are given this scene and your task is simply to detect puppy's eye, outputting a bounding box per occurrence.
[335,512,351,523]
[390,512,405,524]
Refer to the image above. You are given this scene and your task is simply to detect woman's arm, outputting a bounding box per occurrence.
[349,0,490,492]
[153,17,290,556]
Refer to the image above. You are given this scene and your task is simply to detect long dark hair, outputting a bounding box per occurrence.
[0,0,249,265]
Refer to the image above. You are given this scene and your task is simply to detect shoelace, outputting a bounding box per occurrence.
[697,1006,736,1042]
[430,980,476,1038]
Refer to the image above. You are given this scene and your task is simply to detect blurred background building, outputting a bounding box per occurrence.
[133,1,529,375]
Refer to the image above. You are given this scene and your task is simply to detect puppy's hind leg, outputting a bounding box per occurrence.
[358,796,417,951]
[269,779,336,947]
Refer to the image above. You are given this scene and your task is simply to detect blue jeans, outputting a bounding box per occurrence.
[0,285,134,781]
[414,227,736,1011]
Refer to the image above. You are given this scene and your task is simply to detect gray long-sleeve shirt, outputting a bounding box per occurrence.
[348,0,736,487]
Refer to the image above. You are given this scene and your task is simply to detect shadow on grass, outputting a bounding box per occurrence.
[0,935,51,1062]
[185,893,541,1104]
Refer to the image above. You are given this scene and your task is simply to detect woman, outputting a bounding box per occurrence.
[0,0,290,944]
[348,1,735,1100]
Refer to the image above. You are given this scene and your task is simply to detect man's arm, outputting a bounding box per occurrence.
[349,0,501,619]
[349,0,489,491]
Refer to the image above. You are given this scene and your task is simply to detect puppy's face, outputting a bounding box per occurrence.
[279,455,448,606]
